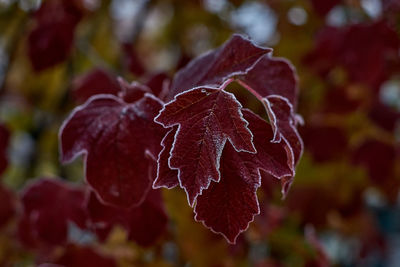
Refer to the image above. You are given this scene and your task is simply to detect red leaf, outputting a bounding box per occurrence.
[0,124,10,176]
[153,127,179,189]
[237,56,298,107]
[264,96,303,174]
[18,178,87,248]
[168,34,271,99]
[194,110,292,243]
[155,82,256,206]
[87,189,167,247]
[194,144,260,244]
[72,69,121,104]
[54,244,117,267]
[60,94,166,208]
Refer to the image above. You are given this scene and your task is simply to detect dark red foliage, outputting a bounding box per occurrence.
[168,34,271,99]
[300,124,348,162]
[18,178,87,248]
[304,20,400,90]
[87,189,167,246]
[72,69,121,103]
[149,35,302,242]
[153,35,302,208]
[0,124,10,176]
[28,0,84,71]
[58,33,303,244]
[53,245,117,267]
[194,110,292,243]
[155,82,256,206]
[0,185,15,229]
[60,94,166,208]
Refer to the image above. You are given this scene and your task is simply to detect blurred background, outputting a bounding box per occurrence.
[0,0,399,266]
